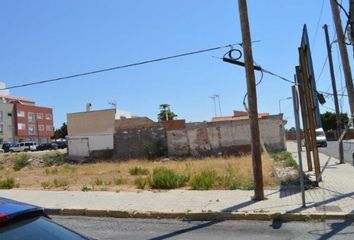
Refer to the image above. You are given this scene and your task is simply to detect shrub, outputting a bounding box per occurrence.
[271,151,298,168]
[81,184,91,192]
[43,152,65,167]
[13,154,30,171]
[0,177,15,189]
[41,181,52,189]
[53,178,68,187]
[217,164,239,189]
[94,178,103,186]
[113,177,127,185]
[190,170,217,190]
[129,166,149,176]
[61,165,77,174]
[150,167,186,189]
[45,167,59,175]
[241,181,255,190]
[135,177,149,189]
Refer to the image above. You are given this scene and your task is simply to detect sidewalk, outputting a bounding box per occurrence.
[1,142,354,221]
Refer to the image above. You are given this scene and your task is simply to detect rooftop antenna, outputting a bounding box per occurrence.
[209,95,217,117]
[108,100,117,112]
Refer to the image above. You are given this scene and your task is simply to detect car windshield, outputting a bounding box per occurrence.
[316,131,325,137]
[0,216,89,240]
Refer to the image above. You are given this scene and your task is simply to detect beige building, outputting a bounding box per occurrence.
[67,109,116,157]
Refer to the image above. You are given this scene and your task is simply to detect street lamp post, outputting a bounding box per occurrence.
[278,97,292,114]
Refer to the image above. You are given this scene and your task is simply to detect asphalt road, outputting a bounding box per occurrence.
[318,141,354,165]
[51,215,354,240]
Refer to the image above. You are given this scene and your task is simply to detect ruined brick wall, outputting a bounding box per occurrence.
[114,123,167,159]
[166,115,286,157]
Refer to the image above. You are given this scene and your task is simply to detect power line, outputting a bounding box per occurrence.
[316,55,328,83]
[1,43,254,91]
[312,0,326,47]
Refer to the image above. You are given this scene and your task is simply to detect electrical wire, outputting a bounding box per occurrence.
[0,43,247,91]
[242,68,264,112]
[312,0,326,48]
[316,56,328,83]
[335,0,350,20]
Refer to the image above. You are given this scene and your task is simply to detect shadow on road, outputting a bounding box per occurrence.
[147,200,257,240]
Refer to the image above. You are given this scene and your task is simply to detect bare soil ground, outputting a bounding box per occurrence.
[0,151,278,192]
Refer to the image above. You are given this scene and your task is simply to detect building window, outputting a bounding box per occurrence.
[37,113,43,119]
[18,123,26,130]
[0,111,3,122]
[17,111,25,117]
[46,114,52,120]
[46,125,53,132]
[28,112,35,123]
[0,124,3,134]
[38,124,45,131]
[28,124,36,135]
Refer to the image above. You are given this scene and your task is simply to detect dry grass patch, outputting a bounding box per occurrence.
[0,153,276,191]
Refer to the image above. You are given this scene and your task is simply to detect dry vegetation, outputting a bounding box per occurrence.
[0,151,277,191]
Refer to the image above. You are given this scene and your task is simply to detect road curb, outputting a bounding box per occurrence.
[44,208,354,222]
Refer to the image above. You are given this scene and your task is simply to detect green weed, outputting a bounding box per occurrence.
[0,177,15,189]
[150,167,186,189]
[129,166,149,176]
[271,151,298,168]
[53,178,68,187]
[45,167,59,175]
[43,152,66,166]
[190,170,217,190]
[113,177,127,185]
[134,176,149,189]
[41,181,52,189]
[81,184,92,192]
[13,154,30,171]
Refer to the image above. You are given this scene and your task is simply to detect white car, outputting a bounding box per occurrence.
[9,142,37,152]
[316,128,327,148]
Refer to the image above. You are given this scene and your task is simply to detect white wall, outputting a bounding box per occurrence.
[67,134,113,157]
[68,138,89,157]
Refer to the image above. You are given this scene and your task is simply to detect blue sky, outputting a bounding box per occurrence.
[0,1,352,128]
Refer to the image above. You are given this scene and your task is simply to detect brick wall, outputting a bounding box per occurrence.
[114,123,167,159]
[167,115,286,157]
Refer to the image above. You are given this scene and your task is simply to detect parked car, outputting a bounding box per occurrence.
[0,197,94,239]
[2,143,15,153]
[316,128,327,147]
[53,141,67,149]
[37,143,58,151]
[9,142,37,152]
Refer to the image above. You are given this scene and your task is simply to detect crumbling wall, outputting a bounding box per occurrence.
[166,116,286,157]
[114,124,167,159]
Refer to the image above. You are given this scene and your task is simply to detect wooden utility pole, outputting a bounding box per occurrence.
[295,67,313,171]
[330,0,354,122]
[299,48,321,183]
[323,24,344,164]
[238,0,264,200]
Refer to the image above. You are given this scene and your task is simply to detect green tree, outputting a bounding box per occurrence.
[158,104,177,121]
[286,127,296,132]
[54,122,67,139]
[320,111,349,131]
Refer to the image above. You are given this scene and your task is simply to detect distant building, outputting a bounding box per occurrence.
[67,107,286,160]
[0,94,54,144]
[211,110,269,122]
[67,108,116,158]
[115,109,132,119]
